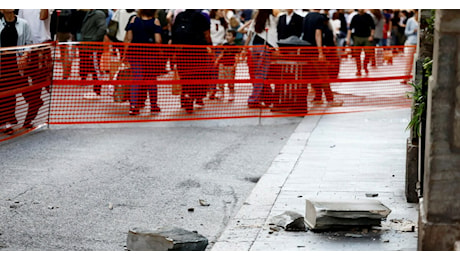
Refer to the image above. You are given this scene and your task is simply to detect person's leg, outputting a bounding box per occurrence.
[227,65,236,101]
[91,50,102,96]
[248,46,266,106]
[363,39,374,74]
[352,37,363,76]
[58,32,72,79]
[146,60,160,113]
[148,83,160,113]
[0,93,18,132]
[310,54,324,102]
[176,48,194,113]
[129,60,142,115]
[79,47,90,81]
[22,75,43,127]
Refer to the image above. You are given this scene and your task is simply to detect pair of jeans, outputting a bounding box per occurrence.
[128,58,158,110]
[247,45,271,104]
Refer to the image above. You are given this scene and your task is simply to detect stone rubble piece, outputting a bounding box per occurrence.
[126,227,208,251]
[268,211,306,231]
[305,199,391,230]
[387,218,416,232]
[199,199,210,206]
[365,193,379,197]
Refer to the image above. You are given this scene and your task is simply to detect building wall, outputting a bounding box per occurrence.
[419,9,460,251]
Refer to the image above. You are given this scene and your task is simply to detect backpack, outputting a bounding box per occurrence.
[172,10,201,45]
[51,9,75,34]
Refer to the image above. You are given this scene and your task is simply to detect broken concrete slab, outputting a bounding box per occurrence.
[305,199,391,231]
[126,227,208,251]
[268,211,306,231]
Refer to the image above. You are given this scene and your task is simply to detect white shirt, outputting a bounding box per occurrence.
[332,19,341,35]
[248,14,278,47]
[286,12,293,25]
[0,16,32,47]
[210,18,226,45]
[18,9,52,44]
[112,9,137,42]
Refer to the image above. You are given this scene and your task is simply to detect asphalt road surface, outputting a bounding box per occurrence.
[0,116,302,250]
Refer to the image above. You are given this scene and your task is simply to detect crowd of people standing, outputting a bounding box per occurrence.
[0,9,419,131]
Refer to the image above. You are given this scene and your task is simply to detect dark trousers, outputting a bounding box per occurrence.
[23,47,52,125]
[79,46,102,95]
[175,47,208,101]
[302,48,338,102]
[0,54,24,126]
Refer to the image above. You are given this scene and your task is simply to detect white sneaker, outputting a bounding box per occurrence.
[312,100,323,105]
[83,92,101,100]
[0,122,12,130]
[328,100,344,107]
[215,90,224,100]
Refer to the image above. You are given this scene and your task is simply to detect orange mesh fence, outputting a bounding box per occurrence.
[1,41,415,141]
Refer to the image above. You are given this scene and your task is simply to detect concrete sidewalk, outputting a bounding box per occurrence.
[212,108,419,251]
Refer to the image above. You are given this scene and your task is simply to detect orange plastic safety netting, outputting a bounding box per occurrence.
[1,41,415,141]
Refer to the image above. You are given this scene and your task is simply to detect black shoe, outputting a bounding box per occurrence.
[151,105,161,114]
[1,123,14,135]
[209,92,217,100]
[196,99,204,106]
[248,102,261,109]
[23,123,34,129]
[195,99,204,109]
[292,108,309,114]
[183,96,193,113]
[129,106,139,116]
[3,127,14,135]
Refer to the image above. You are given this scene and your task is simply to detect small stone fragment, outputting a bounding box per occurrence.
[269,226,281,232]
[365,193,379,197]
[199,199,210,207]
[345,233,363,238]
[268,211,306,231]
[188,208,194,212]
[108,203,113,210]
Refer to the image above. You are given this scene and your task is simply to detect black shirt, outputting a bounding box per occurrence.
[277,12,303,40]
[302,12,326,47]
[349,13,375,37]
[1,17,18,47]
[172,10,210,45]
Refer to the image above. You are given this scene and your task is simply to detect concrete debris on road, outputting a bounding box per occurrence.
[365,193,379,197]
[268,211,307,232]
[380,218,417,232]
[199,199,210,207]
[305,199,391,231]
[126,227,208,251]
